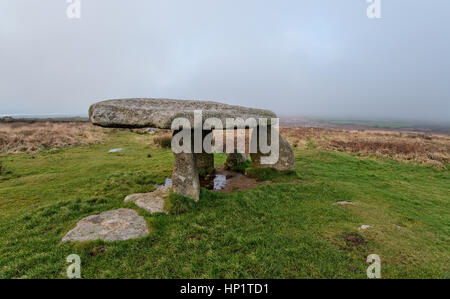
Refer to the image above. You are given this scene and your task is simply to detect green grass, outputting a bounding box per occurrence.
[164,190,197,215]
[246,168,299,183]
[0,130,448,278]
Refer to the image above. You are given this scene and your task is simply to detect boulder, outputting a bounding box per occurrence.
[62,209,149,242]
[196,152,215,177]
[225,151,248,170]
[124,187,171,214]
[195,130,215,177]
[172,152,200,201]
[250,127,295,171]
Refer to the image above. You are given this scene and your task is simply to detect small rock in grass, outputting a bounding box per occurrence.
[358,225,374,231]
[62,208,149,242]
[108,148,123,153]
[334,201,355,206]
[125,187,171,214]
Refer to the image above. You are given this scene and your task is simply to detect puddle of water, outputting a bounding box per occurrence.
[213,175,227,190]
[200,174,229,191]
[153,175,230,191]
[155,174,230,191]
[153,178,172,189]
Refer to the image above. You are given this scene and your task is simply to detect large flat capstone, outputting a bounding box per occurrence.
[62,209,149,242]
[89,98,277,129]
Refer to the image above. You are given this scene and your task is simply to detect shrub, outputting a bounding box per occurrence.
[281,127,450,168]
[153,135,172,149]
[229,159,252,174]
[198,167,216,177]
[0,122,105,154]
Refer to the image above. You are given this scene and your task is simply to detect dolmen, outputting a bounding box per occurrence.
[89,98,295,201]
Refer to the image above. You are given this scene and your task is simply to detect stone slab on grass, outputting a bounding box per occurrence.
[62,208,149,242]
[125,187,171,214]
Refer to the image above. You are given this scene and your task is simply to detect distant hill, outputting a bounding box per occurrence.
[0,116,89,123]
[280,116,450,135]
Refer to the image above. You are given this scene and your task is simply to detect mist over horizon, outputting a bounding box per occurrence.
[1,1,449,123]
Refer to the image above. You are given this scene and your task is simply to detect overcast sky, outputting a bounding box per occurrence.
[1,0,449,122]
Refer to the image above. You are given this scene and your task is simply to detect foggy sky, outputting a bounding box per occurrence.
[1,0,449,122]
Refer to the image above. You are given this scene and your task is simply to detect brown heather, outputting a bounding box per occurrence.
[281,127,450,168]
[153,134,172,149]
[1,122,449,167]
[0,122,105,154]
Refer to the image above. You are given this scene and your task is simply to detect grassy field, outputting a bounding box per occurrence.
[0,128,449,278]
